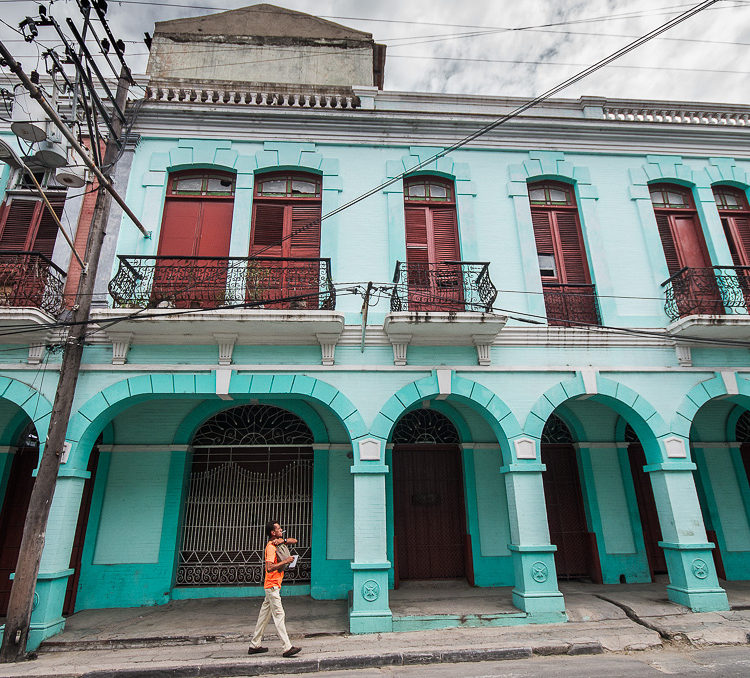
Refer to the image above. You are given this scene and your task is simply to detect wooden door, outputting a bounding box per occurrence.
[628,443,667,576]
[392,445,466,580]
[540,443,591,579]
[0,445,38,615]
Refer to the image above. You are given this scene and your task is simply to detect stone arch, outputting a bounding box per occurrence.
[67,373,367,470]
[392,399,473,443]
[524,373,669,464]
[0,376,53,448]
[371,371,520,465]
[672,374,750,439]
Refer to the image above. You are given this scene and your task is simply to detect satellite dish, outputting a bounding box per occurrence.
[10,86,49,143]
[56,165,87,188]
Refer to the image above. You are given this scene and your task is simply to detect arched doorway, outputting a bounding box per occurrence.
[391,409,468,583]
[540,414,594,580]
[175,404,314,587]
[625,425,667,577]
[0,422,38,615]
[738,411,750,487]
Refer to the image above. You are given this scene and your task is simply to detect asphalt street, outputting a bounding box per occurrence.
[280,646,750,677]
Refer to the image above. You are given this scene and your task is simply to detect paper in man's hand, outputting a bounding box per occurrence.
[288,555,299,569]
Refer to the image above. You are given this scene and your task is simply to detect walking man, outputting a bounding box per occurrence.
[248,521,301,657]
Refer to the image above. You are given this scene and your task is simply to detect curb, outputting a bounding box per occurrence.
[8,642,605,678]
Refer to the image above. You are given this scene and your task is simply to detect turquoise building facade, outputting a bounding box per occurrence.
[2,81,750,650]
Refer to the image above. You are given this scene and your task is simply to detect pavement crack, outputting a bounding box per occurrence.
[593,594,673,642]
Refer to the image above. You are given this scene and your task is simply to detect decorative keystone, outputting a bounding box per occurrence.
[214,333,238,366]
[316,333,339,366]
[358,437,382,462]
[514,437,537,460]
[580,367,598,395]
[436,369,452,400]
[389,334,411,366]
[215,368,233,401]
[110,333,133,365]
[720,371,739,395]
[663,436,687,459]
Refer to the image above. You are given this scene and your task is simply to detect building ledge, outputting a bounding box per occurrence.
[89,308,345,366]
[383,312,507,365]
[666,314,750,340]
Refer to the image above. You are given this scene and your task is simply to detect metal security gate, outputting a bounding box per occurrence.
[176,405,314,586]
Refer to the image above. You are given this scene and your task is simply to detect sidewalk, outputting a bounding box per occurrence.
[1,581,748,677]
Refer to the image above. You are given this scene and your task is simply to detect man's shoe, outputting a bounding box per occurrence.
[247,646,268,655]
[282,646,301,658]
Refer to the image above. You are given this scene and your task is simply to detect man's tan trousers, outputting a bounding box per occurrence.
[250,586,292,651]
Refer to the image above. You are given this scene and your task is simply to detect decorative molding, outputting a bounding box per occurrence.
[316,333,339,366]
[358,437,382,462]
[676,345,692,367]
[580,367,598,395]
[213,333,238,366]
[389,333,411,366]
[109,332,133,365]
[663,436,688,459]
[27,343,44,365]
[436,369,452,400]
[98,444,191,453]
[514,437,537,460]
[720,370,739,395]
[472,334,495,366]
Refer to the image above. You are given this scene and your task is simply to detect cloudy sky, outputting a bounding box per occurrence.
[2,0,750,104]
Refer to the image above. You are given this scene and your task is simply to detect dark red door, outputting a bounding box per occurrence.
[63,446,101,615]
[627,443,667,576]
[0,444,38,615]
[540,443,592,579]
[392,445,466,580]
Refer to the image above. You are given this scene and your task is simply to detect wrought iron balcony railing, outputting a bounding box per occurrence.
[542,283,602,327]
[108,255,336,310]
[0,250,67,316]
[390,261,497,313]
[662,266,750,321]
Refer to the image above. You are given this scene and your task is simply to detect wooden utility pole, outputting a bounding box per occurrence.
[0,51,130,661]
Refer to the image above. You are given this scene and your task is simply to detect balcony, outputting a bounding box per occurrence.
[108,255,336,310]
[0,251,66,317]
[390,261,497,313]
[542,283,601,327]
[661,266,750,322]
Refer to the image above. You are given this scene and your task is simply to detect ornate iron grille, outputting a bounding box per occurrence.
[193,404,314,446]
[0,251,67,316]
[662,266,750,321]
[108,255,336,310]
[390,261,497,313]
[392,409,460,444]
[736,411,750,443]
[541,414,574,444]
[542,283,601,327]
[176,405,314,586]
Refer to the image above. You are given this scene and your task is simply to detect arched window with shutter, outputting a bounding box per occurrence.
[649,183,723,316]
[152,170,235,308]
[249,172,322,308]
[527,180,599,326]
[401,176,463,311]
[713,186,750,266]
[0,193,65,257]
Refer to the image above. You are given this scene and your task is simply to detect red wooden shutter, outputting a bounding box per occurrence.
[158,200,202,256]
[250,203,285,257]
[726,216,750,266]
[0,199,41,250]
[30,196,65,258]
[430,206,460,262]
[555,211,588,284]
[655,213,681,276]
[289,204,321,258]
[531,209,554,254]
[405,206,428,264]
[196,201,233,258]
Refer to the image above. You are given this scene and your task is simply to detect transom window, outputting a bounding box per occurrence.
[649,184,695,210]
[528,181,575,207]
[713,186,750,212]
[254,173,321,199]
[168,171,235,197]
[404,177,454,203]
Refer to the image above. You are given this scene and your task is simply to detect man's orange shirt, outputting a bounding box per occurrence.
[263,542,284,589]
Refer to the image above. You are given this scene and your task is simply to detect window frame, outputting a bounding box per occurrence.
[253,171,322,201]
[403,176,455,205]
[167,170,236,199]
